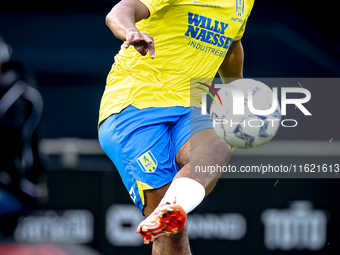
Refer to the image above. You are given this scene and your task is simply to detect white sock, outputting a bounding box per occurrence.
[159,177,206,214]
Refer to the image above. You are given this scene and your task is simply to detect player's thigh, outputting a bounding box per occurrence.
[176,129,219,163]
[172,107,228,168]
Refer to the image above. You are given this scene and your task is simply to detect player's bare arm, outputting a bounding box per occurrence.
[105,0,155,58]
[218,40,244,81]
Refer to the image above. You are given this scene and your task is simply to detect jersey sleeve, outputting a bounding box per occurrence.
[138,0,174,16]
[234,1,254,41]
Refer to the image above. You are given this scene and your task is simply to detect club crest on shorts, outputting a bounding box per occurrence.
[137,151,158,173]
[236,0,244,17]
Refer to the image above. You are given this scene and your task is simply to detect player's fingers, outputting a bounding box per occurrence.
[132,33,141,44]
[148,41,155,59]
[128,33,154,58]
[142,48,148,56]
[125,32,141,48]
[144,35,153,45]
[141,34,155,59]
[134,45,148,55]
[125,35,132,48]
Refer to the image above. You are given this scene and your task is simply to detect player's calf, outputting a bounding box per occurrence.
[192,135,231,194]
[176,129,231,194]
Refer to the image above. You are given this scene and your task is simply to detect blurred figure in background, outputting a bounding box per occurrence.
[0,34,45,238]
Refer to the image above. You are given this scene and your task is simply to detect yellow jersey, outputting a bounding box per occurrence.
[99,0,254,125]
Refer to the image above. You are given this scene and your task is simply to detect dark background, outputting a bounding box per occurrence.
[0,1,340,255]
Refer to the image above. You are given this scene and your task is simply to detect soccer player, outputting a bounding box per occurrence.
[98,0,254,254]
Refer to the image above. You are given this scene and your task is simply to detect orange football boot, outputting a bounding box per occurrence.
[136,201,187,244]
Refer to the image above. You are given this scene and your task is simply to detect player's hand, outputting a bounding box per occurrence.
[125,29,155,59]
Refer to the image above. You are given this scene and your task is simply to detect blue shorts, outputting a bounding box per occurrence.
[98,105,212,213]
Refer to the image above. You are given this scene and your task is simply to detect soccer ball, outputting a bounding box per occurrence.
[210,79,281,149]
